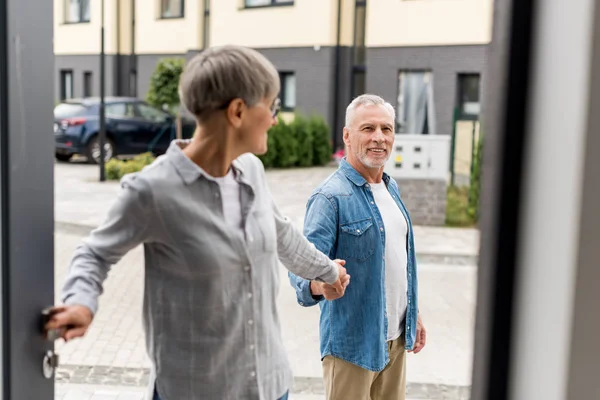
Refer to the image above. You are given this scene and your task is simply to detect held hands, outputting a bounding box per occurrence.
[43,304,94,342]
[311,259,351,300]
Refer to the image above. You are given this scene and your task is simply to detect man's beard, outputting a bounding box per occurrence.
[357,150,389,169]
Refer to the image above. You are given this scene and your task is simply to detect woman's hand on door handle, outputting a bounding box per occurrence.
[43,304,93,342]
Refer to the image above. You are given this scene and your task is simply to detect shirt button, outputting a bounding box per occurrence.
[248,293,253,299]
[299,302,304,306]
[365,184,370,188]
[244,266,250,272]
[356,229,361,233]
[407,326,410,331]
[250,371,256,378]
[249,344,255,351]
[248,319,254,325]
[248,236,254,242]
[380,227,384,232]
[371,201,374,205]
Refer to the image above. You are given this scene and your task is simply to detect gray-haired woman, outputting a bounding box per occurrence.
[45,45,350,400]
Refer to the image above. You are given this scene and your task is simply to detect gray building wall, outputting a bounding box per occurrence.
[366,45,489,137]
[257,46,339,143]
[55,54,137,101]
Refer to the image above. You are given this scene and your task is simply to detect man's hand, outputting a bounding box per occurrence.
[311,259,351,300]
[44,305,93,342]
[409,313,426,354]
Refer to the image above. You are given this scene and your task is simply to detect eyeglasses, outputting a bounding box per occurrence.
[270,98,281,118]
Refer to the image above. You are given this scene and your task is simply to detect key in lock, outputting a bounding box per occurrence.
[40,307,65,379]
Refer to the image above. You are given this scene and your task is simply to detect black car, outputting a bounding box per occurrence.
[54,97,195,164]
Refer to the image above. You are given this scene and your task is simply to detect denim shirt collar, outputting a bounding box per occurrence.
[339,158,392,187]
[166,139,245,185]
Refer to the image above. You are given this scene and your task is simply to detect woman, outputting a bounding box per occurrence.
[45,45,350,400]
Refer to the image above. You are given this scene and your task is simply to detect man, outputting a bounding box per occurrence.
[44,45,349,400]
[288,94,426,400]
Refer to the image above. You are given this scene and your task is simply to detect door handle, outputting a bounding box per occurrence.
[40,307,64,379]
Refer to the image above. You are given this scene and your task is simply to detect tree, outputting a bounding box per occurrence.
[146,57,185,113]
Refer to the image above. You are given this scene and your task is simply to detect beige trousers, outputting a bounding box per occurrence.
[322,336,407,400]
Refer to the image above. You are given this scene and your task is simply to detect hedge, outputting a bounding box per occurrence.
[106,153,156,181]
[258,115,332,169]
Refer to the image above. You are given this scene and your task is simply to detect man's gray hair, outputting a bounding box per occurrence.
[179,45,280,122]
[345,94,396,128]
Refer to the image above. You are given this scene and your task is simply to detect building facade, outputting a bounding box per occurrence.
[54,0,493,224]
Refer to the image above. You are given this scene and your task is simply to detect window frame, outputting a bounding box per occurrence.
[243,0,294,10]
[278,72,296,112]
[160,0,185,19]
[456,73,482,121]
[396,69,436,134]
[64,0,90,24]
[60,70,74,101]
[83,71,93,98]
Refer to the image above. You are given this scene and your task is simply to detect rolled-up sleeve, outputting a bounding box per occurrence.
[61,174,153,314]
[288,193,339,307]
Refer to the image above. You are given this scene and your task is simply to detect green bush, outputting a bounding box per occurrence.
[290,115,314,167]
[468,133,484,221]
[309,116,333,166]
[258,114,332,169]
[105,153,156,181]
[146,58,185,112]
[446,185,476,227]
[273,119,298,168]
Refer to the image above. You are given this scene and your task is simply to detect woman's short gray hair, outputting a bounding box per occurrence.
[345,94,396,128]
[179,45,280,122]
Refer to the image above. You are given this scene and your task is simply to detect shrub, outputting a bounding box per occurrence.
[446,185,475,227]
[468,133,484,221]
[105,153,156,181]
[258,114,333,169]
[309,116,333,166]
[272,119,298,168]
[290,115,314,167]
[146,58,185,113]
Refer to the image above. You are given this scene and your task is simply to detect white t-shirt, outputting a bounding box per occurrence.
[213,169,243,230]
[371,182,409,341]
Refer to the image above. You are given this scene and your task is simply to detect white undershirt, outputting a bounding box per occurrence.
[213,169,243,230]
[371,182,409,341]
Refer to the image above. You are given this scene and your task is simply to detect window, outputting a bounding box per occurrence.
[457,73,481,120]
[83,72,92,98]
[65,0,90,23]
[244,0,294,8]
[279,72,296,111]
[137,103,170,123]
[60,70,74,100]
[396,71,436,134]
[161,0,184,18]
[106,103,135,118]
[129,70,137,97]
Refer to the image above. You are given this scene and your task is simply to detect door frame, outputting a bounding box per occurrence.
[0,0,55,398]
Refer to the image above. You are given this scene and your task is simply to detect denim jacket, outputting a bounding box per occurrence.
[288,159,419,372]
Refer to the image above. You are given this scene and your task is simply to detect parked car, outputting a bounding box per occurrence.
[54,97,195,164]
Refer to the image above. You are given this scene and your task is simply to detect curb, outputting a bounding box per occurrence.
[56,365,471,400]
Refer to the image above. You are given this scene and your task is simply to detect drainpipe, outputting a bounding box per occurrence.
[130,0,136,96]
[332,0,342,152]
[115,0,121,95]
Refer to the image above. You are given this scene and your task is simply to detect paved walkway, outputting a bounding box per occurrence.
[53,162,478,400]
[55,163,480,257]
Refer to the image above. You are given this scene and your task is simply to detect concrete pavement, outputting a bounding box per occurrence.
[53,162,478,400]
